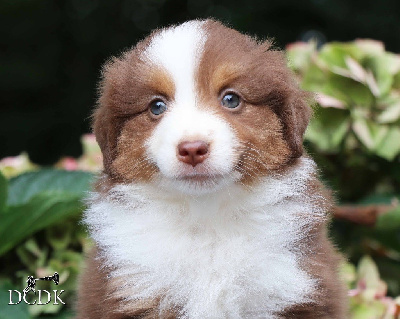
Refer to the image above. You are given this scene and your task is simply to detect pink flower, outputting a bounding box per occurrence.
[58,157,78,171]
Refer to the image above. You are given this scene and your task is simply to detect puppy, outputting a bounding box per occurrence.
[77,20,347,318]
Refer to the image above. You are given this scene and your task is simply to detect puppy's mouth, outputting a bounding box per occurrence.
[177,173,224,182]
[157,169,240,195]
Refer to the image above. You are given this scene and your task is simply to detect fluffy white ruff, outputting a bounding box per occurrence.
[84,157,326,318]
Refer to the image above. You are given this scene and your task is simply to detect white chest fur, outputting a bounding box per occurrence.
[84,158,326,318]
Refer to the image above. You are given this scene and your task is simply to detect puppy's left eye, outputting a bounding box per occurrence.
[221,93,241,109]
[150,100,167,116]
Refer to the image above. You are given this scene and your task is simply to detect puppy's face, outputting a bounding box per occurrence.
[94,20,311,194]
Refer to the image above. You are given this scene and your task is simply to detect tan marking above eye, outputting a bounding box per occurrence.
[210,65,243,94]
[147,67,175,99]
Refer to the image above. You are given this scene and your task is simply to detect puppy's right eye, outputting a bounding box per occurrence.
[149,100,167,116]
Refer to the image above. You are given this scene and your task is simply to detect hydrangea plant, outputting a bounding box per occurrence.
[342,256,400,318]
[287,40,400,160]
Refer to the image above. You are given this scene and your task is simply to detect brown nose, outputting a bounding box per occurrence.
[177,141,209,167]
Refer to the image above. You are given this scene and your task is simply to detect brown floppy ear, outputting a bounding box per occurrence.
[269,88,312,158]
[255,48,312,159]
[91,61,126,175]
[284,91,312,158]
[92,106,119,175]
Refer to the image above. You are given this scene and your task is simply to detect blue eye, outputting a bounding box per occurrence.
[150,100,167,116]
[221,93,241,109]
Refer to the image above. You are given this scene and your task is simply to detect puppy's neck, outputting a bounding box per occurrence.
[84,156,326,317]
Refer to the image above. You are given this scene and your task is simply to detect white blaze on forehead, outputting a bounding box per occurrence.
[145,21,206,106]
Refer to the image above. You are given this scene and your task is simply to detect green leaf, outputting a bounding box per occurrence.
[363,54,400,97]
[46,222,73,250]
[318,42,363,69]
[374,126,400,160]
[0,170,93,255]
[0,280,30,319]
[327,75,374,107]
[376,206,400,232]
[16,238,48,272]
[37,309,75,319]
[377,101,400,123]
[352,119,388,151]
[393,71,400,89]
[374,258,400,297]
[286,41,316,72]
[354,39,385,55]
[339,262,356,288]
[305,107,350,151]
[370,206,400,253]
[350,301,386,319]
[30,302,63,316]
[7,169,93,206]
[0,170,7,214]
[357,255,381,288]
[301,61,329,93]
[358,194,399,205]
[0,191,85,256]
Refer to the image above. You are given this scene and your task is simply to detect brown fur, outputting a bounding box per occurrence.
[76,247,179,319]
[197,22,291,184]
[94,32,174,183]
[199,21,311,171]
[77,19,347,318]
[94,20,311,187]
[280,226,347,318]
[277,177,348,318]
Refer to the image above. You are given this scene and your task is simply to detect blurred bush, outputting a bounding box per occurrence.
[288,39,400,318]
[2,0,400,164]
[0,136,100,318]
[288,40,400,201]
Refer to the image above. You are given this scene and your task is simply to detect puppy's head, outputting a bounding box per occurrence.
[94,20,311,194]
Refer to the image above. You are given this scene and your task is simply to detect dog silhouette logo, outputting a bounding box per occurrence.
[23,272,59,294]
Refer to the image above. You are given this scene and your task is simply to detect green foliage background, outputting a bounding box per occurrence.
[2,0,400,164]
[287,40,400,317]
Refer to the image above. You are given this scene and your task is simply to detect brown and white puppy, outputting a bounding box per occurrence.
[77,20,347,319]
